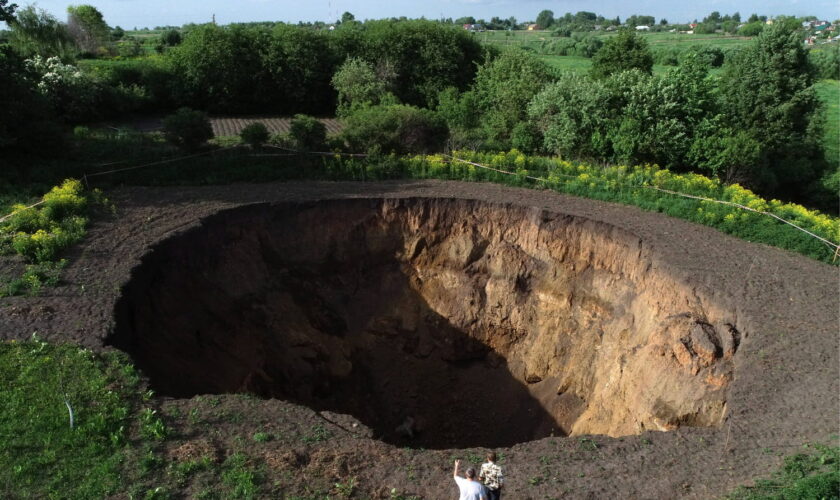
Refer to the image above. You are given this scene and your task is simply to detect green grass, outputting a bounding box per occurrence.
[726,442,839,499]
[537,54,722,76]
[0,339,141,498]
[480,29,755,49]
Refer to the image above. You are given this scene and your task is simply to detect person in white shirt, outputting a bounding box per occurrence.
[479,452,504,500]
[453,459,488,500]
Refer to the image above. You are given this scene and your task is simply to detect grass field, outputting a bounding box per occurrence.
[478,29,755,50]
[537,54,677,76]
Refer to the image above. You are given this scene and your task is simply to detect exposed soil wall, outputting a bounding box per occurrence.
[111,198,739,447]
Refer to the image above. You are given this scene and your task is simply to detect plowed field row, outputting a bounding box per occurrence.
[210,117,343,137]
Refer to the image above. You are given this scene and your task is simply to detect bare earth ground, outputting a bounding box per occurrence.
[1,180,838,499]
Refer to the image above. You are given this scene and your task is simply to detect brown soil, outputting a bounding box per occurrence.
[1,180,837,499]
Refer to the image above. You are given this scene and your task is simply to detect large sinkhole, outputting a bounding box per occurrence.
[109,198,740,449]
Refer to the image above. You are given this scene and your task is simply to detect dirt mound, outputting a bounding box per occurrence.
[1,181,836,498]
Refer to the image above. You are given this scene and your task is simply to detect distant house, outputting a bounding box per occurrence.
[765,19,774,25]
[463,24,485,32]
[527,24,540,31]
[689,23,698,29]
[635,25,650,31]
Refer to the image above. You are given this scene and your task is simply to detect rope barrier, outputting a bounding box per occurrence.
[25,143,831,256]
[0,200,46,223]
[443,155,840,254]
[85,146,240,178]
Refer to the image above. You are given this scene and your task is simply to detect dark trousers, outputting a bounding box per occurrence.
[487,488,501,500]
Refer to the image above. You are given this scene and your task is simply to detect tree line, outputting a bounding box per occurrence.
[0,2,835,211]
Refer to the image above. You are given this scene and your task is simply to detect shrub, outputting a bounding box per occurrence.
[288,114,327,152]
[738,22,764,37]
[342,104,448,154]
[1,179,91,263]
[810,45,840,80]
[25,55,105,122]
[161,29,182,47]
[0,46,62,157]
[590,29,653,78]
[240,122,269,149]
[472,48,554,145]
[162,107,213,151]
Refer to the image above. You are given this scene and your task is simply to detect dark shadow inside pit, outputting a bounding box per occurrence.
[109,200,561,449]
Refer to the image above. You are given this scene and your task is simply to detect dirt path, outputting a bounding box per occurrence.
[1,180,837,499]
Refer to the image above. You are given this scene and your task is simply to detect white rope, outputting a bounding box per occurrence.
[85,146,240,178]
[444,155,840,253]
[0,200,46,223]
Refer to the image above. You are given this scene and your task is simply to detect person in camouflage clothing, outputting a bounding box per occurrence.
[479,452,504,500]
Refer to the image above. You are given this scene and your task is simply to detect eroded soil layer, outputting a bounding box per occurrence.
[111,199,738,448]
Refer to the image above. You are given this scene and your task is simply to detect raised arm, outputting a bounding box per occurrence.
[453,459,461,478]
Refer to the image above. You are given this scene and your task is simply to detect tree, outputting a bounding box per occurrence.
[160,29,181,46]
[8,5,75,59]
[526,73,610,158]
[605,61,717,169]
[340,11,355,24]
[536,10,554,29]
[111,25,124,40]
[331,57,394,114]
[590,29,653,78]
[66,5,110,55]
[0,0,17,23]
[472,48,554,145]
[719,22,825,198]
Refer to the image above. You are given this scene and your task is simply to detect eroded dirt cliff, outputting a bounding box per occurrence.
[111,198,739,447]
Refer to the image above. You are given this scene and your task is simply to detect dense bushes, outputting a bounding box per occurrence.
[288,114,327,151]
[810,45,840,80]
[541,32,602,57]
[719,23,825,199]
[0,179,91,263]
[240,122,269,148]
[463,49,555,146]
[162,108,213,151]
[0,46,62,158]
[341,104,448,154]
[590,29,653,78]
[89,20,483,116]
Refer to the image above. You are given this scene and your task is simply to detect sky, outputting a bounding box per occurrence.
[4,0,839,30]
